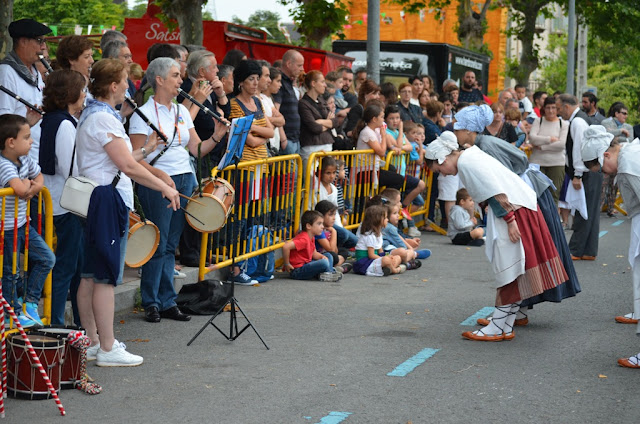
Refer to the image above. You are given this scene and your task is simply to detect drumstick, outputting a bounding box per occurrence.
[181,208,206,227]
[165,198,205,226]
[178,193,205,206]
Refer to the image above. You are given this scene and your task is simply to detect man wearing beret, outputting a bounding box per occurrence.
[0,18,51,161]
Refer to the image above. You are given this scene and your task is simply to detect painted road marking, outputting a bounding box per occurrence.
[315,412,352,423]
[612,220,624,227]
[599,231,608,238]
[460,306,495,326]
[387,348,440,377]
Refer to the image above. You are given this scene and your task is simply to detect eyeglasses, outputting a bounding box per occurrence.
[33,37,46,44]
[619,111,628,115]
[400,90,412,94]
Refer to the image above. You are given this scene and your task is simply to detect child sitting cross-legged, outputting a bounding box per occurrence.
[353,204,406,276]
[282,210,343,282]
[382,202,430,270]
[448,188,485,247]
[314,200,352,274]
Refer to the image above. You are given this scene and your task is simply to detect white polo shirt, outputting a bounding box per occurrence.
[128,97,194,177]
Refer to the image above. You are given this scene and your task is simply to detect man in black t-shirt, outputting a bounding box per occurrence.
[457,70,483,104]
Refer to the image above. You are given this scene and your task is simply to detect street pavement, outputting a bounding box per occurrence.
[5,212,639,423]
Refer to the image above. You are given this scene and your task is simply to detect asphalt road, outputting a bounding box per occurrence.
[5,212,639,424]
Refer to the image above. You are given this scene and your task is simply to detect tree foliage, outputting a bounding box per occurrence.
[12,0,126,35]
[278,0,350,48]
[232,10,289,44]
[577,0,640,49]
[539,34,640,125]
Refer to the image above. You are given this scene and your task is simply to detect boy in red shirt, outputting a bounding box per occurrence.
[283,210,343,282]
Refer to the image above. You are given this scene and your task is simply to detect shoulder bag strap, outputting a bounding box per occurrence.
[149,104,180,167]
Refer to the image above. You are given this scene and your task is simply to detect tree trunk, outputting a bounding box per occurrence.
[175,1,204,45]
[457,0,491,53]
[0,0,13,59]
[158,0,204,46]
[515,5,542,87]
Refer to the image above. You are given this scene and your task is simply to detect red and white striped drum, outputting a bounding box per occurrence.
[7,333,63,399]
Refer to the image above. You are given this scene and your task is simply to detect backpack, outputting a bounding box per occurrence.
[245,225,275,283]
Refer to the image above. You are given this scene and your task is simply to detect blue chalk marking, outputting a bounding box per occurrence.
[599,231,608,238]
[315,412,352,424]
[387,348,440,377]
[612,220,624,227]
[460,306,495,326]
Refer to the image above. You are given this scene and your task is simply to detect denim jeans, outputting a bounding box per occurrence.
[51,213,84,325]
[139,173,196,310]
[2,224,55,310]
[334,224,357,249]
[280,138,300,155]
[290,252,333,280]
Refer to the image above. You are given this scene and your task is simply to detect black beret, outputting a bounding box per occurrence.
[234,60,262,84]
[8,19,52,39]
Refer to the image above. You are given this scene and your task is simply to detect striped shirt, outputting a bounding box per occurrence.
[0,154,41,230]
[229,97,268,163]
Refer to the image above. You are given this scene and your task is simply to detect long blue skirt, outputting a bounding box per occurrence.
[521,188,581,306]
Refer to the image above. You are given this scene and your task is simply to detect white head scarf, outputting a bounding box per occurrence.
[453,104,494,133]
[581,125,614,166]
[425,131,459,164]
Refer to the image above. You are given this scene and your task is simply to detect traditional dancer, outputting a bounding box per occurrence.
[581,128,640,368]
[452,105,580,327]
[426,132,568,341]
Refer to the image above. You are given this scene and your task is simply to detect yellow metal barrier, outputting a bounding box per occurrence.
[304,150,378,230]
[383,150,446,235]
[0,187,54,331]
[199,155,303,279]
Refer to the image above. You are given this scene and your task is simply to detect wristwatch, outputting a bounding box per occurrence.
[141,147,148,159]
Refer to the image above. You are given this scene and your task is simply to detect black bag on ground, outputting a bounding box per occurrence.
[176,279,234,315]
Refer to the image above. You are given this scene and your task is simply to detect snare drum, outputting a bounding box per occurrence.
[185,178,235,232]
[35,326,85,389]
[7,333,63,400]
[125,211,160,267]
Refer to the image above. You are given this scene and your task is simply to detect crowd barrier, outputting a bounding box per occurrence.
[304,149,377,229]
[0,188,54,333]
[198,154,303,280]
[198,150,440,278]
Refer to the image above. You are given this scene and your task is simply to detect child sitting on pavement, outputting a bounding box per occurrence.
[382,203,430,270]
[448,188,485,246]
[283,210,342,282]
[380,188,425,251]
[353,204,405,276]
[314,200,352,274]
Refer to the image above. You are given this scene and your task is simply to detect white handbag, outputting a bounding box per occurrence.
[60,176,99,218]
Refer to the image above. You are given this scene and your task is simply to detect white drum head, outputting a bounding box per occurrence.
[125,223,159,267]
[185,195,227,232]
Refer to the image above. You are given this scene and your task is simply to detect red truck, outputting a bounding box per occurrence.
[123,2,353,73]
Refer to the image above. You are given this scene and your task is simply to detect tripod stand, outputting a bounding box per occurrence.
[186,115,268,349]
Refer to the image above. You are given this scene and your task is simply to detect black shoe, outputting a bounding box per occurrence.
[145,306,161,323]
[160,306,191,321]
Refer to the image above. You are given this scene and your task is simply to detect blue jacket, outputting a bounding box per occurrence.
[86,184,128,284]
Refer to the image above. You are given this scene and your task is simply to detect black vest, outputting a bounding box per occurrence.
[565,109,590,179]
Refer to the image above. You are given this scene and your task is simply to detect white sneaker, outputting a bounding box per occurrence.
[87,343,100,361]
[96,340,143,367]
[407,227,422,237]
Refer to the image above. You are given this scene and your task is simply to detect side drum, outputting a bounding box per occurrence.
[185,178,235,233]
[7,333,63,400]
[125,211,160,267]
[34,326,85,389]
